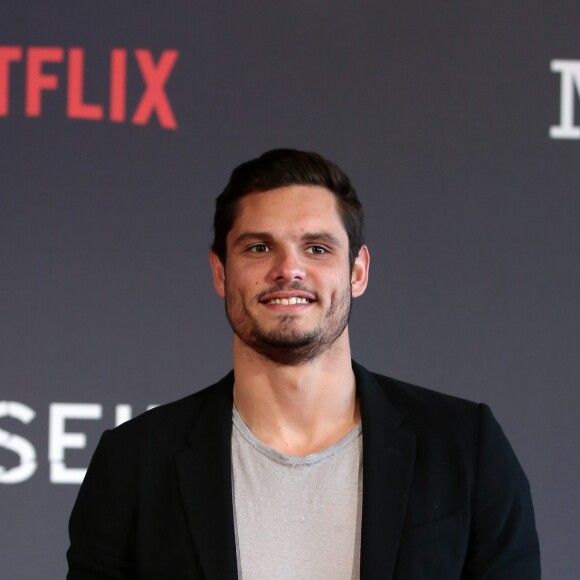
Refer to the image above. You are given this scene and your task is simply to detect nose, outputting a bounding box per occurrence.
[268,247,306,284]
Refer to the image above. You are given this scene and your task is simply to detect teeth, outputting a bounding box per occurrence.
[267,297,310,305]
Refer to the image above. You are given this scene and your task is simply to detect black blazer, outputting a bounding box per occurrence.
[67,362,541,579]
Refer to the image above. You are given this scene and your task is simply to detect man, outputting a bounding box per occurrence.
[67,149,541,579]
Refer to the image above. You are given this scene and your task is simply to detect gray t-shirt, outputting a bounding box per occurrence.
[231,407,363,580]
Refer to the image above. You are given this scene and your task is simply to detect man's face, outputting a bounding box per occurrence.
[210,185,369,365]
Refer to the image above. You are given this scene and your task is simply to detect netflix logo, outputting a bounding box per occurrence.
[0,46,179,129]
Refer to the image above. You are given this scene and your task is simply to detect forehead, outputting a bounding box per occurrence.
[230,185,345,235]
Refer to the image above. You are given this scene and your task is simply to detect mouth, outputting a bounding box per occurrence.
[263,297,311,305]
[258,290,317,306]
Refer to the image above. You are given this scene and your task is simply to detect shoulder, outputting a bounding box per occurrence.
[99,371,234,455]
[354,362,522,470]
[356,361,481,434]
[369,369,479,410]
[358,362,527,475]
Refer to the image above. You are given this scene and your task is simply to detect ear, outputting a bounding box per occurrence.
[209,250,226,298]
[351,245,370,298]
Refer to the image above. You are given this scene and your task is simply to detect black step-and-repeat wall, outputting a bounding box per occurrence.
[1,2,579,578]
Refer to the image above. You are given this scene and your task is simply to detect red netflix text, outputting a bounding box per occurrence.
[0,46,179,129]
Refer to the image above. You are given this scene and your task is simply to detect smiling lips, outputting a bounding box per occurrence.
[259,290,316,306]
[265,297,310,305]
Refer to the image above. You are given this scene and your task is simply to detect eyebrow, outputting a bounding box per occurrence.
[232,231,343,247]
[301,232,343,247]
[232,232,275,246]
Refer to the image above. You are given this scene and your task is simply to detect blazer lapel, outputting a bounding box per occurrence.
[175,373,239,580]
[354,362,417,580]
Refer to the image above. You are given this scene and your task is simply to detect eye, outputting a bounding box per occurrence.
[249,244,270,253]
[305,245,328,255]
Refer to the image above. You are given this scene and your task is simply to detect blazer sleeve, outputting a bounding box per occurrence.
[462,404,541,579]
[66,430,136,580]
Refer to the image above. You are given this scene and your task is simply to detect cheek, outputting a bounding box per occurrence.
[226,268,260,298]
[321,278,348,302]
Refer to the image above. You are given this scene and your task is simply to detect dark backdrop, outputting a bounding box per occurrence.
[1,2,579,578]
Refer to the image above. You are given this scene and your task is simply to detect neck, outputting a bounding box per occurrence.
[232,331,359,456]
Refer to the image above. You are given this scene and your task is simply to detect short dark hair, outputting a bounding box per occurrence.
[212,148,364,269]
